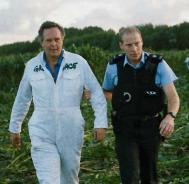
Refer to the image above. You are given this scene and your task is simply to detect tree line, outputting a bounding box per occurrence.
[0,22,189,56]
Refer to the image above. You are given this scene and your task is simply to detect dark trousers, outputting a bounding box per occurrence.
[113,116,162,184]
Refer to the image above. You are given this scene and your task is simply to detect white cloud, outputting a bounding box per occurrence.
[0,0,10,10]
[0,0,189,45]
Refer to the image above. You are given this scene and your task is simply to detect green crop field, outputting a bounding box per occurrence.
[0,45,189,184]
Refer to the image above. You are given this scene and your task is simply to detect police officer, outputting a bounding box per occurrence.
[102,27,180,184]
[9,21,108,184]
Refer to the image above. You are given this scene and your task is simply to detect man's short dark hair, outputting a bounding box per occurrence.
[38,21,65,43]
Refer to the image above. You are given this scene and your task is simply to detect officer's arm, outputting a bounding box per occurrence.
[163,83,180,114]
[159,83,180,137]
[103,89,112,101]
[102,61,116,102]
[82,88,91,100]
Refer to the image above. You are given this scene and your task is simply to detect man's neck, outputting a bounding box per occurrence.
[46,56,59,72]
[128,59,140,65]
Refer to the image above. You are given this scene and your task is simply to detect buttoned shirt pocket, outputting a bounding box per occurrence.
[30,74,50,98]
[62,72,82,96]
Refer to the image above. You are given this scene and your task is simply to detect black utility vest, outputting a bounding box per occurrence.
[111,53,164,117]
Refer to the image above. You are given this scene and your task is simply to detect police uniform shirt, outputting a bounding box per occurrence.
[102,52,178,91]
[185,57,189,70]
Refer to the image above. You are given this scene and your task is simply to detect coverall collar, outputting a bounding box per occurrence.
[43,50,64,82]
[43,50,64,65]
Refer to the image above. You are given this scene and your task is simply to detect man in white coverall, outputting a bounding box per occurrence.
[9,21,108,184]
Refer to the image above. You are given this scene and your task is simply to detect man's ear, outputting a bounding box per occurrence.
[41,41,44,49]
[141,39,143,47]
[119,41,123,50]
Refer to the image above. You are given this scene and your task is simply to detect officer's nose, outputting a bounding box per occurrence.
[131,45,138,52]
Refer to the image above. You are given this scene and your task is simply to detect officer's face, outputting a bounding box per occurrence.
[119,32,143,64]
[42,27,63,60]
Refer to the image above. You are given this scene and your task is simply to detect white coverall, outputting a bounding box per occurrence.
[9,50,108,184]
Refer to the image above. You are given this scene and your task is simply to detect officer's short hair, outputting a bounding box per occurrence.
[119,26,142,43]
[38,21,65,43]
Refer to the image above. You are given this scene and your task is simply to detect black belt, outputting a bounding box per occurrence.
[112,110,159,121]
[140,113,159,121]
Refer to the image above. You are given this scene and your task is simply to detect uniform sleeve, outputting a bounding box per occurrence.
[155,60,178,86]
[102,63,117,90]
[185,57,189,63]
[9,64,32,133]
[82,59,108,128]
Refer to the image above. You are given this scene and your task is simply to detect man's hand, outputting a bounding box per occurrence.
[159,115,174,137]
[10,133,21,149]
[103,90,112,101]
[94,128,106,141]
[83,88,91,100]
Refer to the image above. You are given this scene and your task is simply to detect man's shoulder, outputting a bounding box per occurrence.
[26,52,42,64]
[109,53,125,65]
[25,52,44,72]
[145,53,163,64]
[63,51,90,74]
[64,50,84,61]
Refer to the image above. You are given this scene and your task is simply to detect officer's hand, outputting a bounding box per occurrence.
[83,88,91,100]
[10,133,21,149]
[94,128,106,141]
[159,115,174,137]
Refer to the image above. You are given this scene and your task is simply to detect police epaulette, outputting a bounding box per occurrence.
[145,53,163,63]
[109,53,125,65]
[145,53,163,73]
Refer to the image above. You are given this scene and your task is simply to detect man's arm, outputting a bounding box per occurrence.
[102,61,116,102]
[10,133,21,149]
[159,83,180,137]
[82,59,108,141]
[103,90,112,101]
[9,64,32,148]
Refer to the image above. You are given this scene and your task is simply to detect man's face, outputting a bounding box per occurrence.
[119,32,143,64]
[41,27,63,59]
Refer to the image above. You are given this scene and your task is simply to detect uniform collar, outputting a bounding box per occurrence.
[124,51,146,69]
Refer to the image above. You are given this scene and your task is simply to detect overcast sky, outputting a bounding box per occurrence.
[0,0,189,45]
